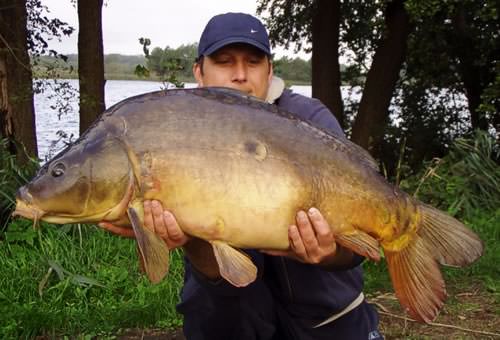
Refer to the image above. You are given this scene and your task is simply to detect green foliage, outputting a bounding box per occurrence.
[105,54,147,78]
[134,38,195,88]
[401,130,500,216]
[0,138,39,230]
[0,220,184,338]
[273,56,311,83]
[257,0,314,52]
[444,208,500,294]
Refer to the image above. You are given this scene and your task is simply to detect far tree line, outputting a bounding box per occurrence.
[1,0,498,177]
[34,45,321,84]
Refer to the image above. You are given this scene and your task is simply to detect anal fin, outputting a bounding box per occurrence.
[128,205,170,283]
[210,241,257,287]
[336,230,381,262]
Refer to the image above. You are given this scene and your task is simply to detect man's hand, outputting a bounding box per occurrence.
[263,207,352,267]
[99,200,190,250]
[143,200,190,249]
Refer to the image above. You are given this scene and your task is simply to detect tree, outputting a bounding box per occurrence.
[77,0,105,135]
[311,0,344,126]
[257,0,345,125]
[144,43,197,83]
[351,0,412,151]
[378,0,500,173]
[0,0,37,162]
[272,56,311,83]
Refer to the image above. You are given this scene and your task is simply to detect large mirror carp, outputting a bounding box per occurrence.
[14,87,483,323]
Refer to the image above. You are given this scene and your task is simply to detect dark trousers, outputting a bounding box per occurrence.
[177,279,383,340]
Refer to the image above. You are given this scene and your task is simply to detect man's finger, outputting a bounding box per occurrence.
[296,210,319,253]
[163,211,184,242]
[143,200,154,231]
[308,207,333,248]
[289,224,306,259]
[151,200,167,237]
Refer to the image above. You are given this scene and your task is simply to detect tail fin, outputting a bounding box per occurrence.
[385,204,484,323]
[417,204,483,266]
[385,238,446,323]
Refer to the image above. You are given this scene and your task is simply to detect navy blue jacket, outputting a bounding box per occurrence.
[177,89,379,340]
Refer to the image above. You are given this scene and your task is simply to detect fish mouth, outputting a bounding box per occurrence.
[12,199,109,225]
[12,199,46,222]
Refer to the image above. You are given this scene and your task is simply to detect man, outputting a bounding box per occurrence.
[103,12,382,340]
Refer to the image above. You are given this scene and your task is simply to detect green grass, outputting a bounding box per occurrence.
[0,220,184,338]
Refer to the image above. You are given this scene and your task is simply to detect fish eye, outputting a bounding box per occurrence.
[51,163,66,178]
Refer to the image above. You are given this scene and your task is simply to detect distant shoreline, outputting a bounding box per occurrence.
[33,75,313,86]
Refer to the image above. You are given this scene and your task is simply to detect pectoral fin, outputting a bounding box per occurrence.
[336,230,381,262]
[210,241,257,287]
[128,204,170,283]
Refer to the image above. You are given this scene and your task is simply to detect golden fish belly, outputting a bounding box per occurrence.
[145,145,309,250]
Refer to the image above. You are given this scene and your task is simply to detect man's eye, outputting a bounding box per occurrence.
[215,59,231,64]
[248,58,264,65]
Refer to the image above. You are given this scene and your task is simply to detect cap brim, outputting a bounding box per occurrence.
[202,37,270,57]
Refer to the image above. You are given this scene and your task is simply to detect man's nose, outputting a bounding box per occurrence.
[231,62,247,82]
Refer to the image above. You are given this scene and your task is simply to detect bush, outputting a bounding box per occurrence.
[400,130,500,218]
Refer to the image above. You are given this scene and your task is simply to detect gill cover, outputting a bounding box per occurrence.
[21,133,131,222]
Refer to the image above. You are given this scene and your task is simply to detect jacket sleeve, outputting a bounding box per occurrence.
[277,89,345,137]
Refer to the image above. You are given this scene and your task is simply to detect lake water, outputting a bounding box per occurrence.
[34,79,322,161]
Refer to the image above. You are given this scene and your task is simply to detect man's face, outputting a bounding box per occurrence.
[193,43,273,100]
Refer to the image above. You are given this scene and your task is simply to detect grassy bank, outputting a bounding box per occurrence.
[0,220,184,338]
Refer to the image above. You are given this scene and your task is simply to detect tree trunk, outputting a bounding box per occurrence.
[311,0,344,127]
[0,0,37,162]
[451,6,489,132]
[351,0,411,152]
[77,0,105,135]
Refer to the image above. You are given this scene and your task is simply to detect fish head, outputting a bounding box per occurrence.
[14,134,132,225]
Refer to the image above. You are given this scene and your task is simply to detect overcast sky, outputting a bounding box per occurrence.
[41,0,310,59]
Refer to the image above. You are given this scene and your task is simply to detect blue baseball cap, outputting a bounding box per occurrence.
[197,13,271,59]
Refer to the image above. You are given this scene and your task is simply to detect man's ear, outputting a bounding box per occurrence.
[193,63,204,87]
[268,61,274,82]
